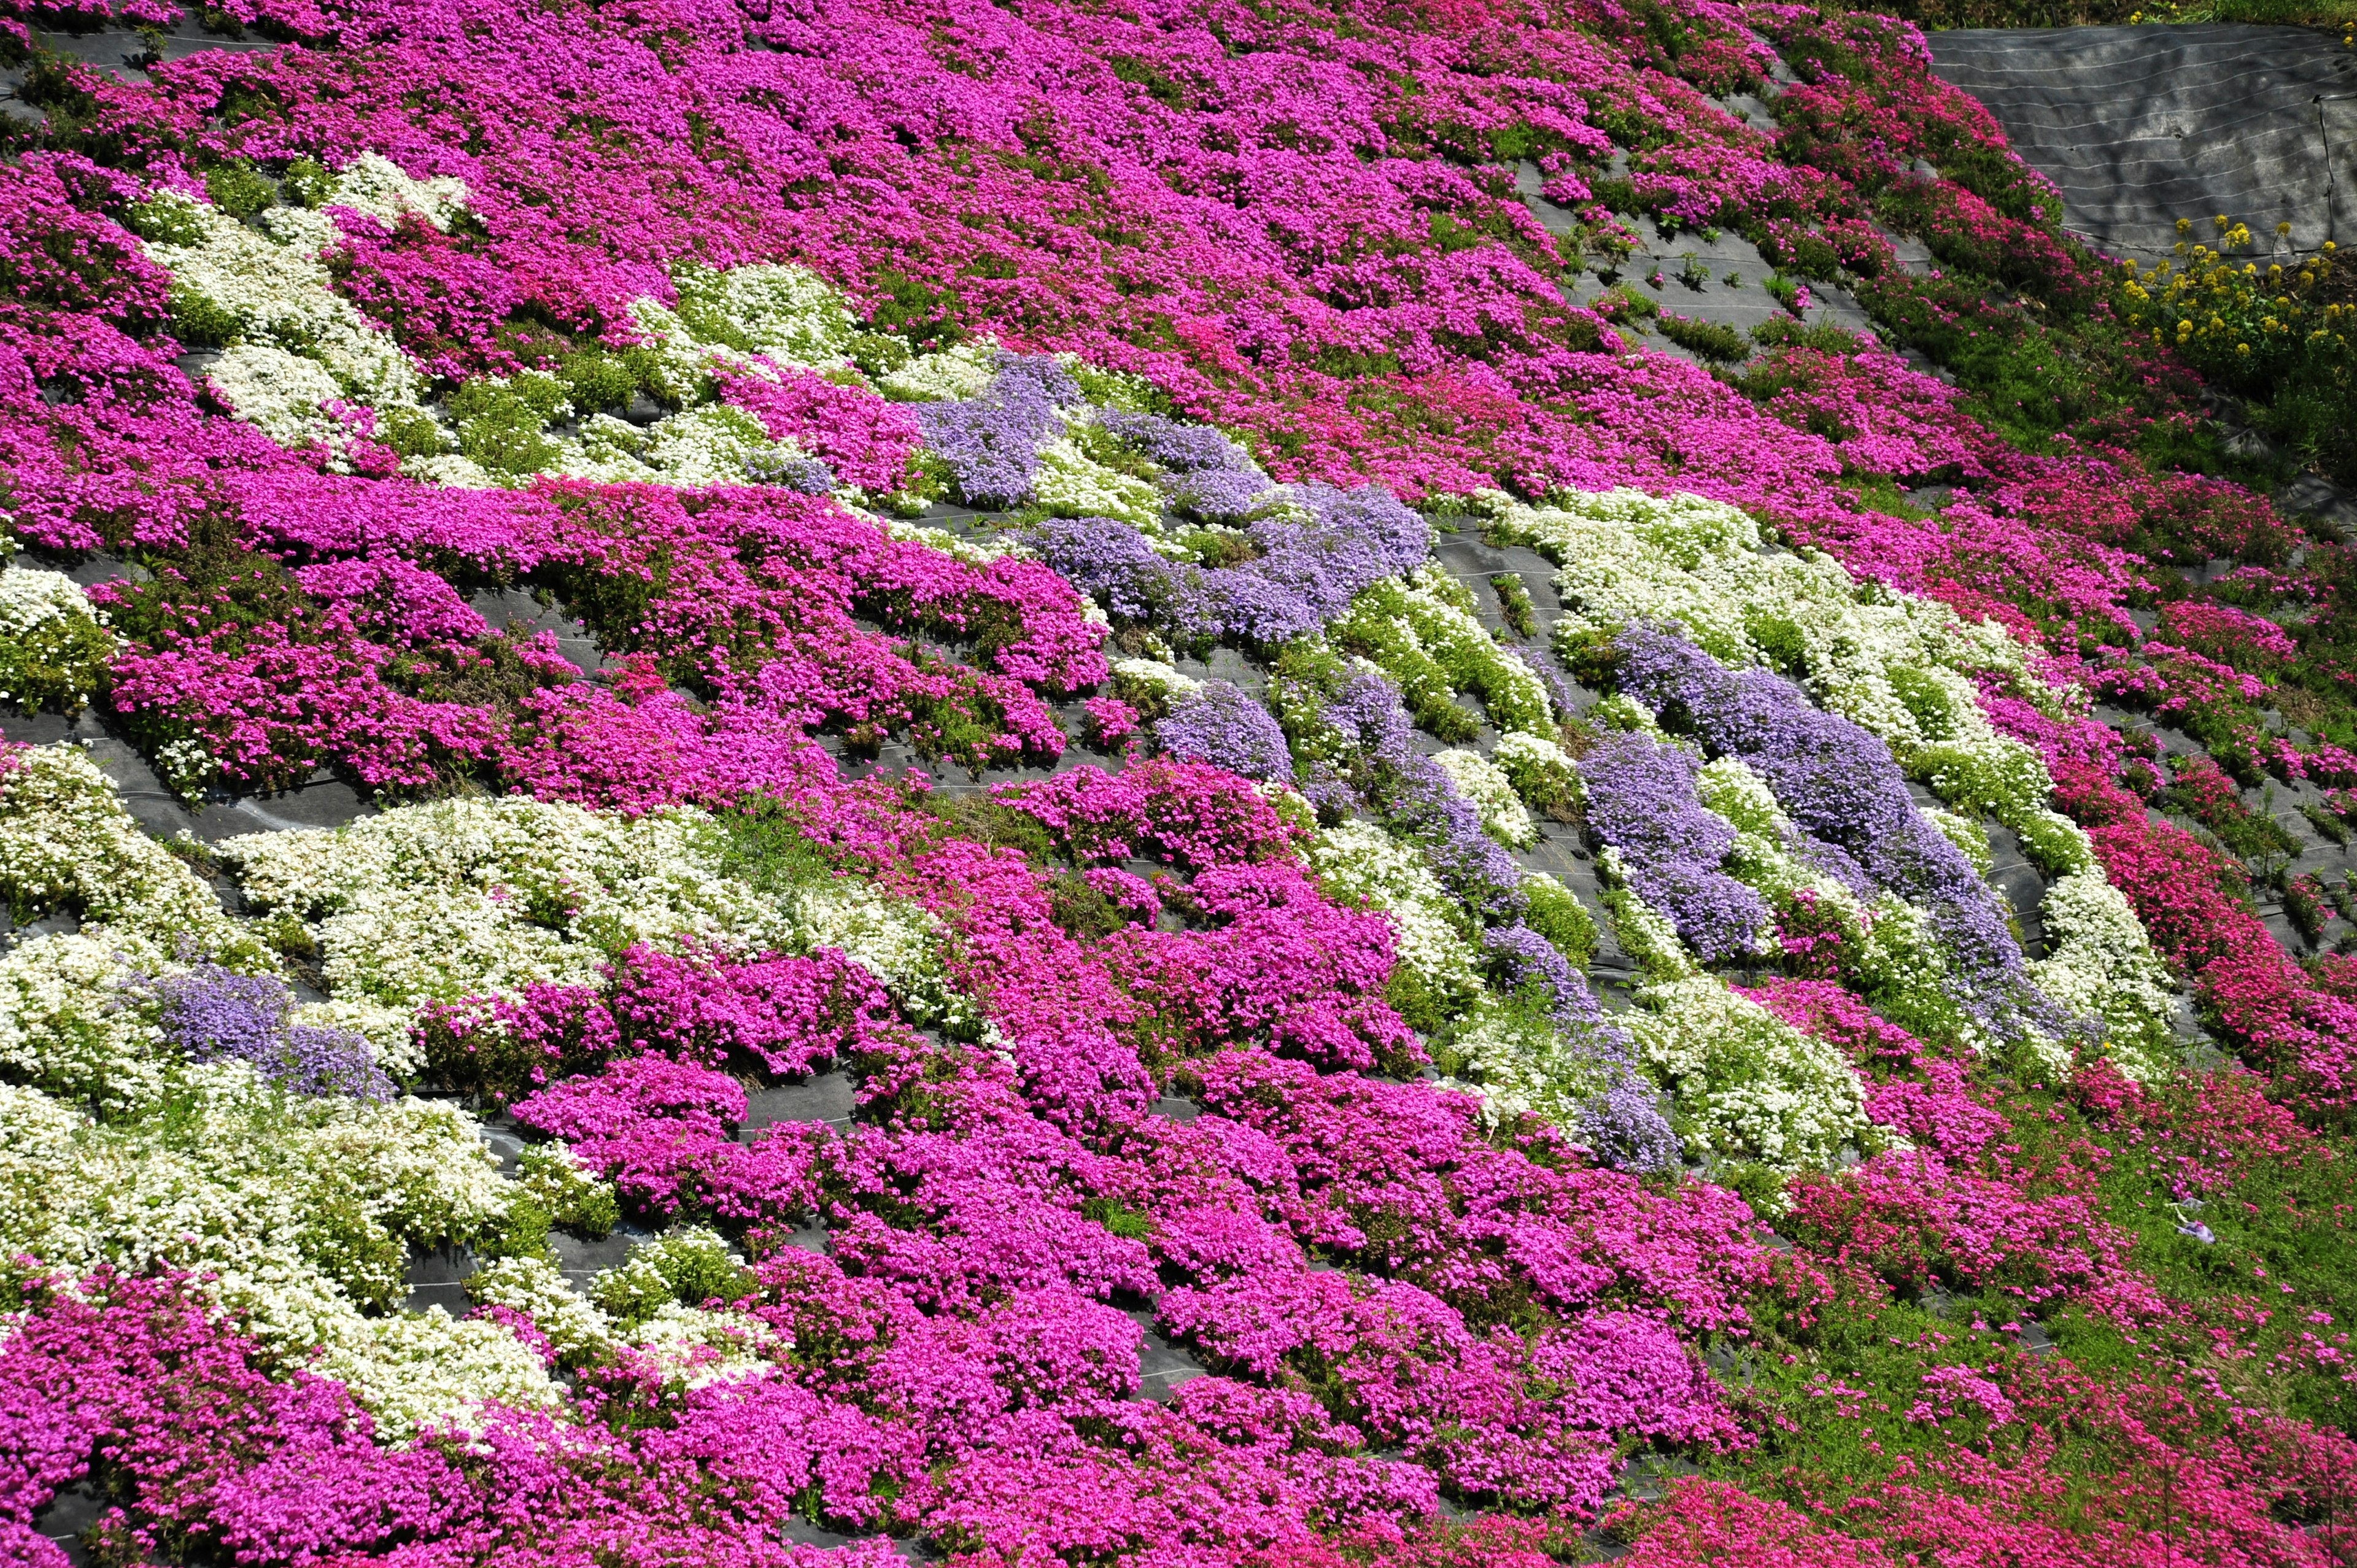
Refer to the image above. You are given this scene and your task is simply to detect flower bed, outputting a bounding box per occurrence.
[7,0,2357,1559]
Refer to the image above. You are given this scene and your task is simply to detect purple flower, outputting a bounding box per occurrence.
[743,450,836,493]
[1480,924,1678,1173]
[1612,624,2073,1041]
[1097,409,1256,473]
[915,353,1081,508]
[156,963,393,1101]
[1579,730,1772,964]
[1164,465,1274,523]
[1314,669,1526,925]
[1158,679,1293,781]
[1031,482,1426,649]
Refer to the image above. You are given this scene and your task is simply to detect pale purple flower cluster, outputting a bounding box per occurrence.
[1579,730,1772,964]
[1097,410,1276,522]
[1479,925,1678,1173]
[1612,625,2072,1040]
[155,963,393,1101]
[1028,484,1427,648]
[1156,679,1294,782]
[915,353,1082,508]
[1096,409,1257,476]
[1314,669,1525,925]
[741,449,837,494]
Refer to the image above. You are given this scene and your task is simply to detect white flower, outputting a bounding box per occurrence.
[1030,435,1163,527]
[1430,749,1536,848]
[878,340,1001,402]
[0,568,108,640]
[1626,976,1870,1175]
[1306,821,1481,1010]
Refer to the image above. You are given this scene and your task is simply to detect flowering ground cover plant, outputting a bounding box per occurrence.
[8,0,2357,1560]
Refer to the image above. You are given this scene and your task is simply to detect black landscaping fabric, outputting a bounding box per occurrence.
[1927,24,2357,257]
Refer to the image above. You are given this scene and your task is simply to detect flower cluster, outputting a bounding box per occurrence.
[7,0,2357,1556]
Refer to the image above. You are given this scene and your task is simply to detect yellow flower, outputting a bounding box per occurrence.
[2237,342,2251,353]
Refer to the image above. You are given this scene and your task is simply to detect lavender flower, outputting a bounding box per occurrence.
[1579,730,1773,964]
[157,962,393,1100]
[743,450,836,493]
[1315,669,1526,925]
[1480,925,1677,1173]
[1157,679,1293,782]
[1029,482,1426,649]
[1164,465,1274,523]
[915,353,1080,508]
[1612,624,2073,1041]
[1028,515,1173,623]
[1097,409,1256,473]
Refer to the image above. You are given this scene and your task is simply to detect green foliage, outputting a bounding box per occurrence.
[716,798,848,896]
[374,404,450,458]
[2118,239,2357,487]
[298,1183,410,1313]
[1383,964,1448,1035]
[592,1229,758,1330]
[557,346,656,414]
[1748,315,1864,356]
[866,268,967,350]
[1080,1197,1156,1240]
[1334,579,1554,739]
[847,330,912,379]
[281,156,333,209]
[516,1145,620,1238]
[475,1191,554,1265]
[1047,869,1134,939]
[122,196,209,247]
[2160,767,2298,864]
[1522,875,1599,968]
[1489,574,1536,638]
[166,284,242,349]
[201,161,277,221]
[449,373,569,476]
[0,604,115,714]
[1657,312,1752,363]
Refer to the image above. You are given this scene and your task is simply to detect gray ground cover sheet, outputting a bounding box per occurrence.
[1927,24,2357,257]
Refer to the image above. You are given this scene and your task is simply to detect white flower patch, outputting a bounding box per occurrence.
[1030,434,1164,528]
[0,568,110,640]
[316,1310,564,1443]
[0,933,169,1114]
[470,1254,617,1362]
[0,744,257,961]
[219,797,784,1023]
[878,340,1002,402]
[206,344,354,450]
[1498,488,2043,759]
[138,159,455,465]
[622,1302,787,1391]
[700,262,859,368]
[1494,730,1578,808]
[1306,821,1482,1011]
[1625,976,1871,1176]
[0,1070,546,1440]
[2031,872,2180,1080]
[778,878,980,1037]
[1430,749,1536,848]
[1482,486,2172,1068]
[1438,991,1621,1133]
[1111,657,1201,701]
